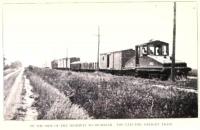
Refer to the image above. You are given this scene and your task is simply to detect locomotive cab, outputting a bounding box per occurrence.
[136,41,169,59]
[135,40,169,67]
[135,40,191,79]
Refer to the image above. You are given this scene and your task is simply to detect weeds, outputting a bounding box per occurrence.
[26,66,198,119]
[26,71,91,120]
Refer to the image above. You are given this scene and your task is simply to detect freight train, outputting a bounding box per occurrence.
[51,40,191,80]
[51,57,80,70]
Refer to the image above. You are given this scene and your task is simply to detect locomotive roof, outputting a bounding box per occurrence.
[138,40,169,47]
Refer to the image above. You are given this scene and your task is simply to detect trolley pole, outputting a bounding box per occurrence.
[97,26,100,70]
[171,2,176,81]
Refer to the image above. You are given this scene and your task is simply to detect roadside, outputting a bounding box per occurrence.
[4,68,18,77]
[13,76,38,120]
[3,69,22,100]
[4,68,24,120]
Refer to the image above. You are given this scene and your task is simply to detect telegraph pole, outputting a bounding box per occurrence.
[2,7,5,68]
[66,48,68,58]
[66,48,69,70]
[97,26,100,70]
[171,2,176,81]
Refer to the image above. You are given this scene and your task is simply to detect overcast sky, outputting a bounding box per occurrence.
[3,2,198,68]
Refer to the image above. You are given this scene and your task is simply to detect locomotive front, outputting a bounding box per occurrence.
[135,40,191,79]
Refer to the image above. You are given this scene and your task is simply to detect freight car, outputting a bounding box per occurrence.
[51,57,80,70]
[99,49,136,75]
[71,61,97,72]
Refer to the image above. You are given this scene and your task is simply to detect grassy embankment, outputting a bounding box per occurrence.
[25,66,198,119]
[25,69,91,119]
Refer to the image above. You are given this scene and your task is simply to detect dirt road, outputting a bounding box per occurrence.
[4,67,38,120]
[4,68,21,81]
[4,68,24,120]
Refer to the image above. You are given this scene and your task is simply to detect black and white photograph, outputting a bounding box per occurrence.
[0,0,199,129]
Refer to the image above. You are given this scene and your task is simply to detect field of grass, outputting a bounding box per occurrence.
[25,66,198,119]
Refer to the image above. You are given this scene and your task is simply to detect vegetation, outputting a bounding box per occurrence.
[25,66,198,119]
[25,69,91,119]
[4,60,22,70]
[10,61,22,68]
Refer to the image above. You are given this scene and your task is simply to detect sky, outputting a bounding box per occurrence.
[2,1,198,68]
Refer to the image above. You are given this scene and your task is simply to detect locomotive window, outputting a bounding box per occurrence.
[142,46,147,56]
[142,47,147,53]
[102,56,104,60]
[149,46,154,55]
[162,45,167,55]
[155,47,162,55]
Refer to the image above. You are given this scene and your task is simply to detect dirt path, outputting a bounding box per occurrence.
[16,76,38,120]
[4,68,24,120]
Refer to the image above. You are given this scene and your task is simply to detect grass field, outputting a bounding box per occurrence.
[25,66,198,119]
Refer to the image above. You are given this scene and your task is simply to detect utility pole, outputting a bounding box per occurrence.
[171,2,176,81]
[66,48,68,58]
[2,7,5,68]
[97,26,100,70]
[66,48,69,70]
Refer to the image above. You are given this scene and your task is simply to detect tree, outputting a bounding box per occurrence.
[10,61,22,68]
